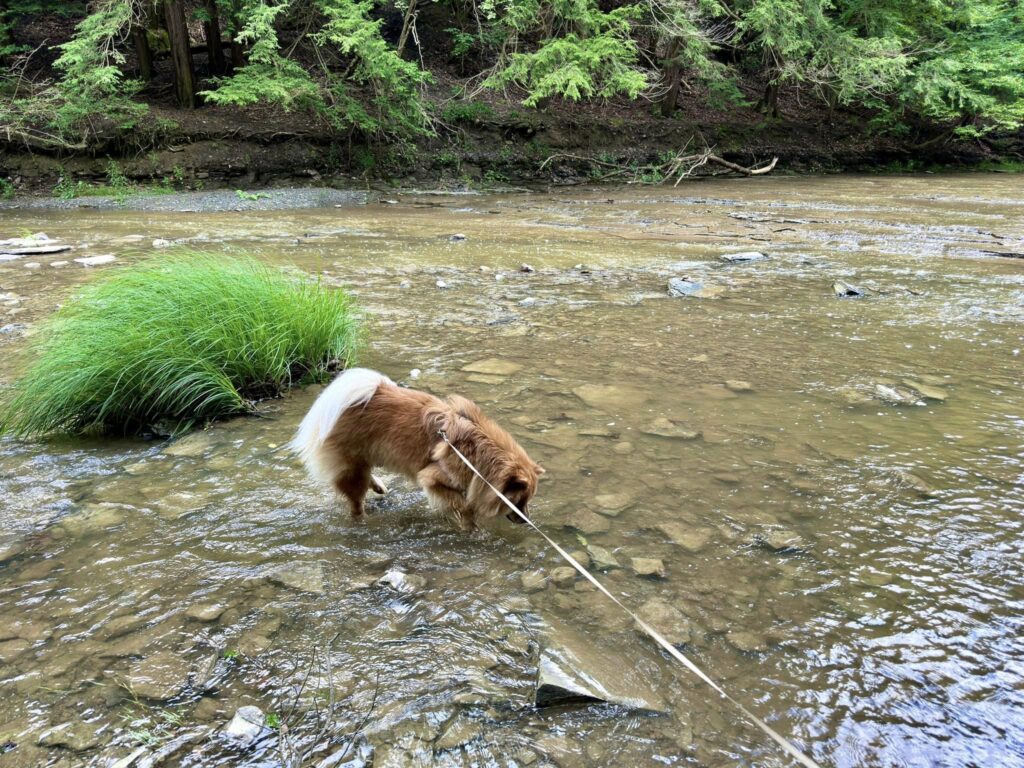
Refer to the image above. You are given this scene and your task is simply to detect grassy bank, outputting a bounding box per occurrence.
[0,254,361,437]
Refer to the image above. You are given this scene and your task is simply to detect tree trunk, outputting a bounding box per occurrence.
[163,0,196,108]
[758,81,779,118]
[132,26,154,81]
[396,0,419,57]
[660,38,682,118]
[202,0,226,75]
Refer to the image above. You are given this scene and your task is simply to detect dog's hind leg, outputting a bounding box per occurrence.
[369,474,389,495]
[333,462,372,518]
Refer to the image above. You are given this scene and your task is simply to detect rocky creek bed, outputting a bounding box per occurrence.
[0,174,1023,767]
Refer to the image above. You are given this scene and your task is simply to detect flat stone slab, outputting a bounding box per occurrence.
[535,618,667,712]
[461,358,523,376]
[656,523,714,553]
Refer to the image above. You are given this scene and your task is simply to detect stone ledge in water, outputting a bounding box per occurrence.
[37,721,100,752]
[719,251,768,263]
[534,618,667,712]
[265,561,327,595]
[751,528,810,554]
[667,277,727,299]
[635,598,691,646]
[655,523,714,553]
[461,358,524,376]
[642,417,701,440]
[125,651,194,701]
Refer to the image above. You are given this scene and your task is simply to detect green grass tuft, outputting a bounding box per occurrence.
[0,253,362,437]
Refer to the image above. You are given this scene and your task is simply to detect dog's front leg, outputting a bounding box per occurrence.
[416,465,474,530]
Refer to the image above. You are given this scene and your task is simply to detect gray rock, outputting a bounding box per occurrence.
[435,279,449,289]
[534,618,666,712]
[642,417,701,440]
[186,603,227,622]
[73,254,116,267]
[889,469,939,498]
[0,323,26,336]
[902,379,948,401]
[563,509,611,535]
[656,523,714,553]
[434,715,482,751]
[585,544,620,570]
[726,630,767,653]
[58,502,130,537]
[719,251,768,263]
[163,431,216,457]
[520,263,536,273]
[592,493,632,515]
[0,535,26,563]
[551,567,577,587]
[398,280,412,289]
[521,570,549,593]
[572,383,647,411]
[667,277,726,299]
[630,558,666,579]
[37,721,100,752]
[832,280,864,297]
[152,238,173,248]
[449,234,467,242]
[126,651,193,701]
[753,529,809,554]
[724,380,753,393]
[266,562,327,594]
[461,358,523,376]
[223,706,267,747]
[635,598,691,646]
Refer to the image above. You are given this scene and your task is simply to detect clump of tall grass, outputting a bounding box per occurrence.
[0,253,361,437]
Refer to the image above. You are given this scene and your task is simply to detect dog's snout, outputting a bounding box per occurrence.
[506,503,529,524]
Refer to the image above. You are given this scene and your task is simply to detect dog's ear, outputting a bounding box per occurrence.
[503,476,528,494]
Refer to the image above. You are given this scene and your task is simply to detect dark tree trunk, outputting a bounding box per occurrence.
[396,0,419,57]
[163,0,196,107]
[202,0,226,75]
[132,26,154,81]
[660,38,682,118]
[758,81,779,118]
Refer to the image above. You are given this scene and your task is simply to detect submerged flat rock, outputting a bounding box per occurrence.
[535,618,667,712]
[461,358,523,376]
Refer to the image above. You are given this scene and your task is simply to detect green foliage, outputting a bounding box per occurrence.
[441,100,495,123]
[265,713,282,728]
[0,254,362,437]
[0,179,14,199]
[485,3,648,106]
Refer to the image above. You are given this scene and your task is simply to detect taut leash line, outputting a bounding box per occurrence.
[438,431,822,768]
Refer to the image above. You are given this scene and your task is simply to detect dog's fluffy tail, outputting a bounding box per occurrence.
[290,368,392,485]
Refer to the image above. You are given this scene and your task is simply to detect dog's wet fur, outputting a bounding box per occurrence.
[291,369,543,529]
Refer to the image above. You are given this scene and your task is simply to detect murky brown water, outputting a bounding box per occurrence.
[1,174,1023,768]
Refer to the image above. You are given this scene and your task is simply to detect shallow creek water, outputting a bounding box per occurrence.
[1,175,1023,768]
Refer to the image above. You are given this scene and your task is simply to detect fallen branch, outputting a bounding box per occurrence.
[539,148,779,185]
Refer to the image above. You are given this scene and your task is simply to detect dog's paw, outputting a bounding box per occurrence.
[370,474,389,495]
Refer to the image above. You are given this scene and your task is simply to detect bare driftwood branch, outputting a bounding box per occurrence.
[539,148,779,185]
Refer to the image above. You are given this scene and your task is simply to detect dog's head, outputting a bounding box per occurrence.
[432,395,544,524]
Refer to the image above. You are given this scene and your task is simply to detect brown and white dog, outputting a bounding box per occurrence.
[291,368,543,529]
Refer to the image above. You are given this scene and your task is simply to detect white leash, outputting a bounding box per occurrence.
[439,431,823,768]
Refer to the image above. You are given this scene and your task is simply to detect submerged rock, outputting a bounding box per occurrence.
[630,558,666,579]
[592,492,632,516]
[888,469,939,498]
[724,380,753,393]
[126,651,193,701]
[902,379,948,401]
[719,251,768,263]
[572,383,647,411]
[378,568,427,593]
[37,721,100,752]
[635,598,691,646]
[266,561,327,595]
[223,706,267,747]
[655,523,714,553]
[434,715,482,751]
[641,417,701,440]
[551,567,577,587]
[57,502,130,537]
[585,544,620,570]
[535,619,666,712]
[667,277,726,299]
[752,528,809,554]
[521,570,549,593]
[461,358,523,376]
[726,630,767,653]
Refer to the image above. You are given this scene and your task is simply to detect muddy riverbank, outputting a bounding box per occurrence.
[1,174,1023,767]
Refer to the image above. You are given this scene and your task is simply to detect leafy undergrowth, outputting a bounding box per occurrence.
[0,253,361,437]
